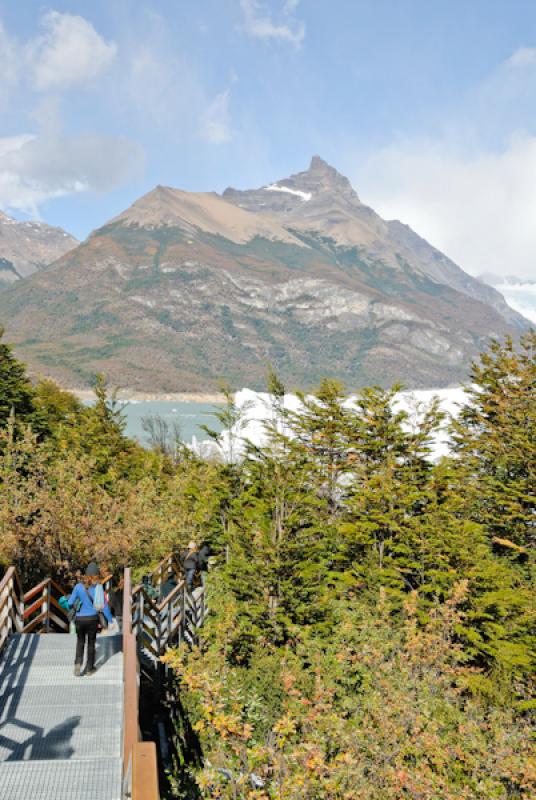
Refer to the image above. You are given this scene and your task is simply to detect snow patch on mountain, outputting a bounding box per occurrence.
[265,184,312,201]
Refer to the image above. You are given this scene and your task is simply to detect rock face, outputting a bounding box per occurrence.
[224,157,520,326]
[0,158,529,392]
[0,211,78,287]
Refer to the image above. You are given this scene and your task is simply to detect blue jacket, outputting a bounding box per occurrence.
[68,583,114,623]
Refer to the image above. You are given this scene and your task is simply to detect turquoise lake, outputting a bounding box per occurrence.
[111,401,223,445]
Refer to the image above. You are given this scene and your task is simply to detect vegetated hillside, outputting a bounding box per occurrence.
[0,158,528,392]
[2,329,534,799]
[0,210,78,287]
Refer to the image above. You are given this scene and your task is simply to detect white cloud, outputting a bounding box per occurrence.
[28,11,117,90]
[0,135,34,158]
[0,132,144,216]
[507,47,536,68]
[240,0,305,46]
[200,90,233,143]
[356,134,536,282]
[0,12,117,97]
[351,47,536,282]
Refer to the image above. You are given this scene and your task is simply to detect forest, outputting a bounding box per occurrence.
[0,328,534,799]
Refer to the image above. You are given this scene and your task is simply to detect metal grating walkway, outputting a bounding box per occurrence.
[0,633,123,799]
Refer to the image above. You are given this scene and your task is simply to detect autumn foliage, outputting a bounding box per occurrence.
[0,329,534,798]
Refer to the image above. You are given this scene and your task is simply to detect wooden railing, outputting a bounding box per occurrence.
[132,577,206,659]
[0,569,115,641]
[0,567,23,655]
[126,565,207,800]
[123,567,160,800]
[144,553,180,591]
[23,576,70,633]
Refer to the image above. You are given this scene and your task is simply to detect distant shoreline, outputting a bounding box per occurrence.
[70,389,226,403]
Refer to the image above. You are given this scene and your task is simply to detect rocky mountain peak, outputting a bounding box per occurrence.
[270,155,361,204]
[0,209,77,283]
[222,156,361,218]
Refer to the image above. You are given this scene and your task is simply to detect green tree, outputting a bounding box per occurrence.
[452,333,535,553]
[0,327,37,430]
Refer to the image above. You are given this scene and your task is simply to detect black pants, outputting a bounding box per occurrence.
[75,616,98,670]
[185,567,196,590]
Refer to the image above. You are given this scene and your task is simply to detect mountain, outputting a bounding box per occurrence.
[224,157,520,325]
[0,158,529,392]
[0,210,78,287]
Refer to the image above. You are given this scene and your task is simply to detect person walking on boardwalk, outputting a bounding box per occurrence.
[182,541,199,591]
[67,562,113,677]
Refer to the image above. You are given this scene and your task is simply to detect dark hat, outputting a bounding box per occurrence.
[85,562,100,577]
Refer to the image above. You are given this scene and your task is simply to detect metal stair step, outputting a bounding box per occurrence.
[0,683,122,719]
[0,757,122,800]
[0,705,122,760]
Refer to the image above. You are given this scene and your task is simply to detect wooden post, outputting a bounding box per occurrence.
[45,580,51,632]
[139,590,145,650]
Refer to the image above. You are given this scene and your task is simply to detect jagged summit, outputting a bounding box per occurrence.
[294,155,360,201]
[224,156,383,248]
[223,155,361,213]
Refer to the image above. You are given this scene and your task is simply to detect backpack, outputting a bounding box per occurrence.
[93,583,105,611]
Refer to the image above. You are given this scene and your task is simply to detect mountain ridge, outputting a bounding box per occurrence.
[0,157,529,392]
[0,210,78,287]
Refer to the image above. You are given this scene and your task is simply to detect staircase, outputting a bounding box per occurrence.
[0,555,208,800]
[0,633,123,799]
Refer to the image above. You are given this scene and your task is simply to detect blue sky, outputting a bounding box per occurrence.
[1,1,536,278]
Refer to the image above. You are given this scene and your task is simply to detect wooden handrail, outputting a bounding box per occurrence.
[132,552,181,595]
[123,567,160,798]
[50,577,69,596]
[23,578,50,603]
[156,578,186,614]
[123,568,138,777]
[132,742,159,800]
[0,567,16,598]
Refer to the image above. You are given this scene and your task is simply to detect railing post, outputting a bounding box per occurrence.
[139,590,145,649]
[166,596,172,648]
[0,568,23,652]
[200,587,205,627]
[44,580,51,633]
[183,583,188,642]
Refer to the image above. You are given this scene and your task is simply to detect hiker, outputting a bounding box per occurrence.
[141,574,159,600]
[67,562,113,677]
[182,541,199,591]
[198,541,211,588]
[160,574,178,601]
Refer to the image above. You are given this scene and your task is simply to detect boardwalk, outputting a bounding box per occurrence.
[0,556,207,799]
[0,632,123,800]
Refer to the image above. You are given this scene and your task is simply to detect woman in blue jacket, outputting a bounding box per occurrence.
[68,562,113,676]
